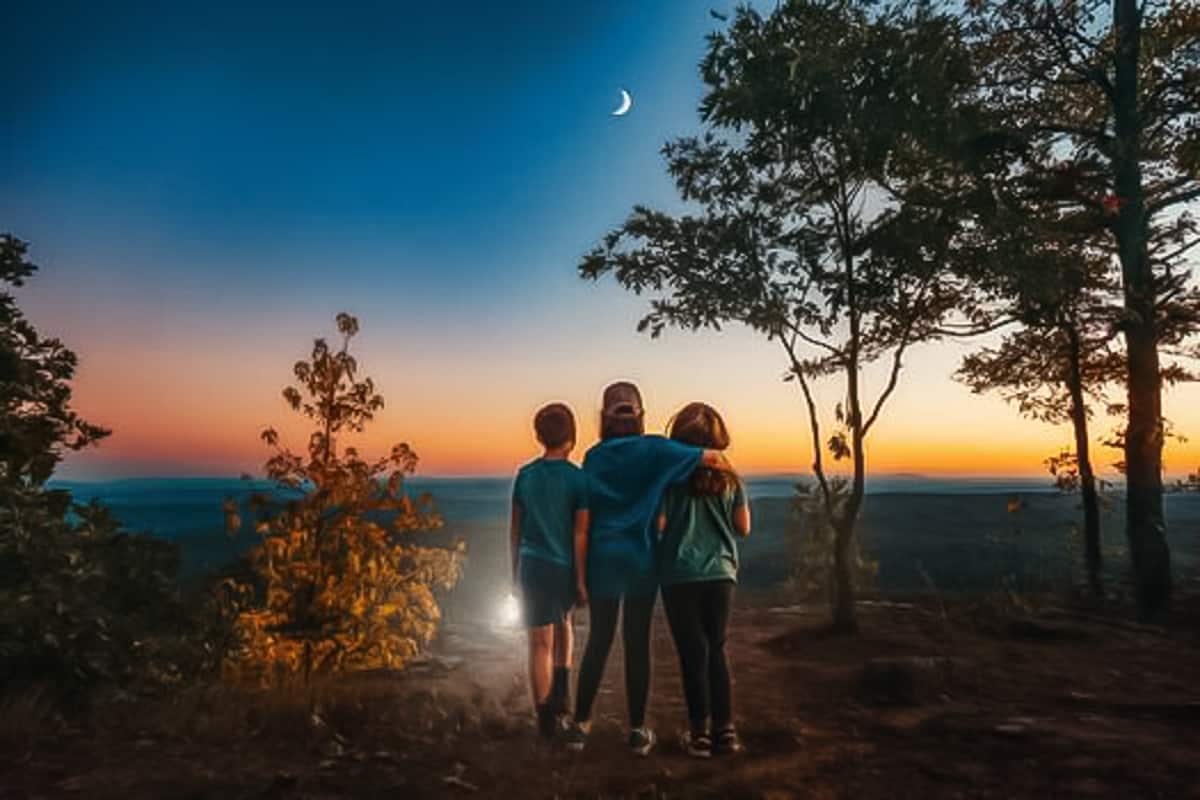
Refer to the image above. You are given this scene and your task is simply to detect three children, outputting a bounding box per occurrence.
[509,385,750,757]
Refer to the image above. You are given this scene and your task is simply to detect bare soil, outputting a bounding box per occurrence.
[3,595,1200,799]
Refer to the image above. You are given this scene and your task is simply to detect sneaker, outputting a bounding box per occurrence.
[680,730,712,759]
[714,727,745,756]
[563,719,590,752]
[628,727,657,757]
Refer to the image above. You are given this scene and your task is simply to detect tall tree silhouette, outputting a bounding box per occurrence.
[953,222,1125,595]
[966,0,1200,620]
[581,1,982,632]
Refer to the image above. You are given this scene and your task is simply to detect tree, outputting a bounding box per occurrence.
[953,210,1125,596]
[580,1,980,632]
[0,235,108,491]
[965,0,1200,620]
[224,313,463,682]
[0,235,212,693]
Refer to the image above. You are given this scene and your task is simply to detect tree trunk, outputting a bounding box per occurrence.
[829,201,865,635]
[1113,0,1172,621]
[1064,323,1103,597]
[831,517,858,633]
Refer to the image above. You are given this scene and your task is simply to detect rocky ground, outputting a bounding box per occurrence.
[3,595,1200,799]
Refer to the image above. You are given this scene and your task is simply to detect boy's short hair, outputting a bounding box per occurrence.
[534,403,576,449]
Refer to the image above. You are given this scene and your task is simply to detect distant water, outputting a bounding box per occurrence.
[48,475,1200,623]
[50,473,1064,543]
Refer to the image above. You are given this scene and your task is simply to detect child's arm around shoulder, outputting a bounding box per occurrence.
[700,449,738,473]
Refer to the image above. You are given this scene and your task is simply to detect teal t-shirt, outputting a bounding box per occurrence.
[512,458,589,568]
[582,435,704,598]
[658,481,746,585]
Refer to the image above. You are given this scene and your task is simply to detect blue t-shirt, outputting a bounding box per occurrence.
[512,457,590,568]
[582,435,704,598]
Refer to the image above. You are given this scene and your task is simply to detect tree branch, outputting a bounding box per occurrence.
[862,339,908,438]
[934,316,1021,337]
[779,334,836,523]
[1147,185,1200,216]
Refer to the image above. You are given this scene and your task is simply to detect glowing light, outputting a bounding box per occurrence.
[497,593,521,628]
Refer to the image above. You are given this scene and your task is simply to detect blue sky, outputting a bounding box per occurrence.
[5,1,1195,479]
[3,1,712,317]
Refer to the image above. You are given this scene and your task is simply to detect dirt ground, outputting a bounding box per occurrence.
[4,595,1200,799]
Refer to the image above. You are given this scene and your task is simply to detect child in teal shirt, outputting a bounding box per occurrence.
[658,402,750,758]
[510,403,590,739]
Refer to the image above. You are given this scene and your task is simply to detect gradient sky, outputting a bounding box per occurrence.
[4,1,1198,480]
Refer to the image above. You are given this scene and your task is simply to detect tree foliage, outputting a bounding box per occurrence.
[964,0,1200,620]
[0,235,216,695]
[580,0,982,632]
[223,314,463,683]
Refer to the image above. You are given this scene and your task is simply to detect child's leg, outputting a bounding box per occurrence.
[528,623,557,738]
[701,581,736,732]
[574,597,619,723]
[620,592,658,730]
[553,616,574,666]
[549,615,573,714]
[662,583,711,735]
[527,624,555,708]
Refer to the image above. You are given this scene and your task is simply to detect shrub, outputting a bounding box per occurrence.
[0,234,218,696]
[787,478,878,606]
[222,314,463,683]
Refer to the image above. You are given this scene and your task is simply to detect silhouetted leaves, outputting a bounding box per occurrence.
[0,235,218,694]
[579,0,983,633]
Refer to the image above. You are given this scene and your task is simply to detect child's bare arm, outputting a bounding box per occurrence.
[509,503,522,587]
[573,509,590,606]
[700,449,737,473]
[734,498,752,538]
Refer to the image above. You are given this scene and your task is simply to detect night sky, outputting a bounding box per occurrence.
[5,1,1197,478]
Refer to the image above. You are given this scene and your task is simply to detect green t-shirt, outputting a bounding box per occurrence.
[657,481,746,585]
[512,457,589,569]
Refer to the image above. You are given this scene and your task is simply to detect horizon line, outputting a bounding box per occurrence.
[49,470,1135,485]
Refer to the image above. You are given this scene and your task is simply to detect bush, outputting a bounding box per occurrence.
[221,314,464,683]
[787,478,878,604]
[0,234,221,696]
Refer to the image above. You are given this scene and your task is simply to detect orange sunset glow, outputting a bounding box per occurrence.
[41,302,1200,480]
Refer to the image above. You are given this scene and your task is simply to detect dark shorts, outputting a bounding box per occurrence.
[517,556,573,628]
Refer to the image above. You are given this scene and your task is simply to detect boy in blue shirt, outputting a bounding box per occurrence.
[511,403,590,739]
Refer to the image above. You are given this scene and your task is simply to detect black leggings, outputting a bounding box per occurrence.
[661,580,735,733]
[574,593,656,728]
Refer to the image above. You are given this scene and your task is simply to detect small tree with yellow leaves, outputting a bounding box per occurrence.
[223,313,463,683]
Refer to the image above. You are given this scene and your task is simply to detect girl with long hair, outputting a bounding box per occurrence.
[657,402,750,757]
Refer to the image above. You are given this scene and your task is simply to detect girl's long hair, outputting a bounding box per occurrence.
[668,402,737,497]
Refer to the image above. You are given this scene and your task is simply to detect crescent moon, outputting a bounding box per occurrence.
[612,88,632,116]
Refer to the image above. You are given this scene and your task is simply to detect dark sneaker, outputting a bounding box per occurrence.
[714,727,745,755]
[680,730,712,759]
[628,727,657,757]
[563,719,590,752]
